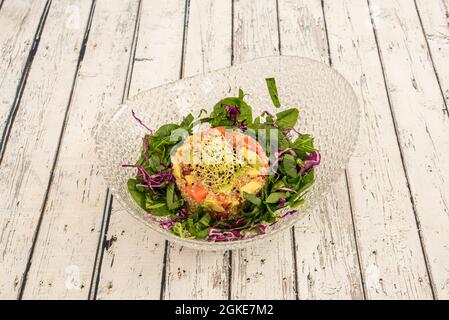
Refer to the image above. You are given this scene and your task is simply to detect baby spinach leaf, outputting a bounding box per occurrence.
[153,123,180,139]
[292,134,315,156]
[265,78,281,108]
[180,113,194,129]
[283,154,298,178]
[127,179,146,210]
[243,192,262,206]
[276,108,299,130]
[265,192,287,204]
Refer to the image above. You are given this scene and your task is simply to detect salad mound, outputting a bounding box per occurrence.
[124,78,321,241]
[172,128,269,220]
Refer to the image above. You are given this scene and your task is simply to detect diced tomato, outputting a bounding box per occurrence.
[216,126,226,136]
[184,185,208,203]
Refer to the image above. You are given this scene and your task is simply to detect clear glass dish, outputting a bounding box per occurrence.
[94,56,361,250]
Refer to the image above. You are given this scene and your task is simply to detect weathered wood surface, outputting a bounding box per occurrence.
[1,0,449,300]
[0,0,49,150]
[0,0,92,299]
[19,0,141,299]
[368,0,449,299]
[97,0,186,300]
[325,0,433,299]
[279,0,364,299]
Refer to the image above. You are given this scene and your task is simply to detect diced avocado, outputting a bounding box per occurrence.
[173,163,181,180]
[241,181,263,195]
[218,184,233,193]
[245,167,260,176]
[202,199,225,212]
[231,199,240,207]
[235,166,260,177]
[184,174,195,185]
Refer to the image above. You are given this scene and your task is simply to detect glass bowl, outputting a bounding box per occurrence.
[94,56,361,250]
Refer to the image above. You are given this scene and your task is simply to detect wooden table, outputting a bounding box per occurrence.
[1,0,448,300]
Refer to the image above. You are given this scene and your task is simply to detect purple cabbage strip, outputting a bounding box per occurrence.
[132,110,153,133]
[282,210,297,218]
[160,219,177,229]
[225,105,240,123]
[177,208,188,219]
[143,137,150,162]
[225,105,247,132]
[122,164,174,189]
[208,228,242,242]
[278,197,286,206]
[277,187,296,193]
[299,151,321,175]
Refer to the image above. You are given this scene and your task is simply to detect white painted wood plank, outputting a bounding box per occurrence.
[279,0,364,299]
[164,0,232,300]
[325,0,434,299]
[369,0,449,299]
[415,0,449,109]
[20,0,140,299]
[231,0,296,300]
[0,0,48,144]
[96,0,186,300]
[0,0,92,299]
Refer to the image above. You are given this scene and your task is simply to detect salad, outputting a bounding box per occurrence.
[124,78,320,241]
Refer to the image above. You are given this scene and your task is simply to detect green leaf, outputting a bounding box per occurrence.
[243,192,262,206]
[198,212,211,228]
[276,108,299,130]
[265,78,281,108]
[185,209,211,239]
[166,183,175,209]
[283,154,298,178]
[153,123,180,139]
[145,202,166,209]
[147,154,163,173]
[292,134,315,155]
[290,198,305,208]
[172,222,192,239]
[180,113,194,128]
[265,192,287,204]
[238,88,245,99]
[297,170,315,194]
[127,179,146,209]
[237,101,253,125]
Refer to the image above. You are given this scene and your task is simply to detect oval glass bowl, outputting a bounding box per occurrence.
[95,56,360,250]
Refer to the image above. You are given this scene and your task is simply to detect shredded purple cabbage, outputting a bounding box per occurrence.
[132,110,153,133]
[299,151,321,175]
[122,164,174,189]
[177,209,188,219]
[278,197,286,206]
[160,220,176,229]
[226,105,240,122]
[282,210,297,218]
[277,187,296,193]
[224,105,247,131]
[208,228,242,242]
[143,137,150,162]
